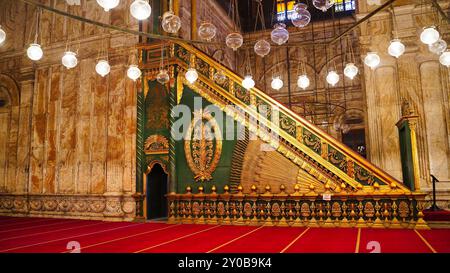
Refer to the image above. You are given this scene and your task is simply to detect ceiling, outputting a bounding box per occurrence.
[216,0,355,33]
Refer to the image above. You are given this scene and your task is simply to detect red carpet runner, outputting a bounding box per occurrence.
[0,216,449,253]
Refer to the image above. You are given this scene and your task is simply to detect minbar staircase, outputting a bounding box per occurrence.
[139,42,428,229]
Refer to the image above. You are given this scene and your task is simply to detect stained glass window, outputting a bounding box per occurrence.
[276,0,356,22]
[334,0,356,12]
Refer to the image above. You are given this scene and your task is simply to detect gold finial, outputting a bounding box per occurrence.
[211,185,217,194]
[223,185,230,193]
[309,184,315,190]
[237,184,243,193]
[186,186,192,193]
[198,186,204,194]
[340,182,346,189]
[373,182,380,190]
[280,184,286,192]
[325,183,331,190]
[390,182,397,189]
[265,185,271,192]
[294,184,300,191]
[251,184,257,192]
[356,184,363,190]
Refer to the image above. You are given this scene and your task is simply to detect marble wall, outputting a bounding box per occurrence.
[359,2,450,208]
[0,0,139,220]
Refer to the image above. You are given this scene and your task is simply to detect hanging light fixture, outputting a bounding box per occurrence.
[326,70,339,86]
[428,39,447,55]
[241,49,255,90]
[388,39,405,58]
[185,68,198,84]
[296,48,309,90]
[420,26,440,45]
[226,0,243,51]
[271,23,289,45]
[0,25,6,44]
[253,1,270,57]
[96,0,120,12]
[161,10,181,34]
[297,74,310,90]
[226,32,244,51]
[344,63,358,80]
[95,60,110,77]
[213,70,227,85]
[127,65,142,81]
[343,35,358,80]
[254,40,271,58]
[242,76,255,90]
[312,0,335,12]
[130,0,151,20]
[271,77,283,90]
[27,44,44,61]
[291,3,311,28]
[364,52,380,69]
[27,9,43,61]
[156,43,170,84]
[388,8,405,59]
[157,69,170,84]
[439,50,450,67]
[95,38,110,77]
[62,51,78,69]
[198,21,217,41]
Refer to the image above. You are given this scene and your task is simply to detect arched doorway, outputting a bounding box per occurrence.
[146,163,168,220]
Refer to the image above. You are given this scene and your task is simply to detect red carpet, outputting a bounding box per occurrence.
[284,228,357,253]
[358,229,432,253]
[0,216,449,253]
[424,210,450,221]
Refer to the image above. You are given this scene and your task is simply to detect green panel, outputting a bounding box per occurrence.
[280,112,297,137]
[398,121,415,191]
[302,127,321,155]
[328,145,347,173]
[234,82,251,105]
[175,86,238,194]
[144,80,170,139]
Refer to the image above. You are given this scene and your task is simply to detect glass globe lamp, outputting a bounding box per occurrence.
[185,68,198,84]
[95,60,110,77]
[326,70,339,86]
[226,32,243,51]
[420,26,440,45]
[271,23,289,45]
[242,75,255,90]
[291,3,311,28]
[343,63,358,80]
[0,25,6,44]
[127,65,142,81]
[96,0,120,12]
[198,22,217,41]
[364,52,380,69]
[213,70,227,85]
[297,74,310,90]
[130,0,151,20]
[312,0,335,12]
[271,77,283,90]
[388,39,405,58]
[428,39,447,55]
[161,11,181,34]
[439,50,450,67]
[62,51,78,69]
[156,69,170,84]
[254,39,271,57]
[27,43,44,61]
